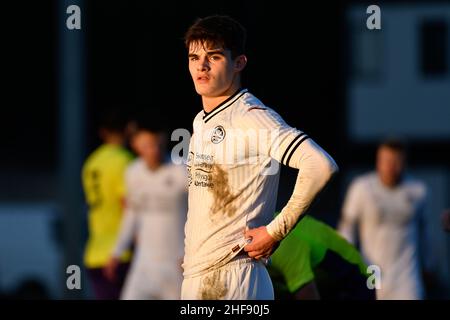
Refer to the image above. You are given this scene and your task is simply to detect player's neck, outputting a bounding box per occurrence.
[145,160,162,171]
[104,136,124,146]
[100,130,124,146]
[378,174,402,189]
[202,82,241,113]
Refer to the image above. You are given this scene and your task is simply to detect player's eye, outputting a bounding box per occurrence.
[189,56,198,61]
[209,55,222,61]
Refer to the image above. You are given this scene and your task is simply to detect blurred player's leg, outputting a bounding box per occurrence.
[87,262,129,300]
[121,264,182,300]
[120,267,147,300]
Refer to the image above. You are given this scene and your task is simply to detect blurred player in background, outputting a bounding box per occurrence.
[269,214,375,300]
[338,139,433,299]
[82,111,134,299]
[182,15,338,299]
[105,126,187,300]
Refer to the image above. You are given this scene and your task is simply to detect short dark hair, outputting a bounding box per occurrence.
[135,125,165,136]
[379,138,407,155]
[98,108,127,133]
[184,15,246,59]
[132,111,167,136]
[132,125,167,149]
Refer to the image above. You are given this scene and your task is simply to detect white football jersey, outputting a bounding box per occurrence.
[113,159,187,266]
[338,172,429,299]
[183,88,313,277]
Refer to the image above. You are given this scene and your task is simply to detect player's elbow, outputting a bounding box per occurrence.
[337,218,354,243]
[328,157,339,179]
[317,153,339,186]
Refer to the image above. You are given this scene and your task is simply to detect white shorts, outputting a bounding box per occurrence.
[181,258,274,300]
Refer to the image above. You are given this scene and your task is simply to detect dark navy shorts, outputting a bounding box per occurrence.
[86,262,130,300]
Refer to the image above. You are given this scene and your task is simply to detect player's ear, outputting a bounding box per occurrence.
[234,55,247,72]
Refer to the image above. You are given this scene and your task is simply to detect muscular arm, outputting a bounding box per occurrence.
[111,206,138,258]
[337,180,363,244]
[104,205,138,281]
[241,107,338,257]
[245,140,337,258]
[266,138,338,241]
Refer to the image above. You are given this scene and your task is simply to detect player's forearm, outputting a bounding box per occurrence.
[112,208,137,258]
[337,217,356,244]
[266,139,338,241]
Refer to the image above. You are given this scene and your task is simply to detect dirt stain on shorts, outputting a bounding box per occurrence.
[199,269,228,300]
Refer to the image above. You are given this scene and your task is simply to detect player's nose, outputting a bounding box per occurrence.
[197,57,210,71]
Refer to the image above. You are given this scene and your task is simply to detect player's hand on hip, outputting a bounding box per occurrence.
[244,226,279,260]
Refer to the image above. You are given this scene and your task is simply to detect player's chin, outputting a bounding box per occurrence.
[194,84,215,97]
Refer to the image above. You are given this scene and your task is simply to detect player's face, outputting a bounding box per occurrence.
[188,41,246,97]
[132,131,163,168]
[376,146,405,187]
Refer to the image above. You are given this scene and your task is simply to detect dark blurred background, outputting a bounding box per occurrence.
[1,0,449,299]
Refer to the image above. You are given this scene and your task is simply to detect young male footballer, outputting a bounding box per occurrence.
[182,15,338,299]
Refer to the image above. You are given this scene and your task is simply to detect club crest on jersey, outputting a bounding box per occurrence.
[211,126,226,144]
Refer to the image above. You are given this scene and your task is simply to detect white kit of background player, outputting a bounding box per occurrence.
[112,159,187,300]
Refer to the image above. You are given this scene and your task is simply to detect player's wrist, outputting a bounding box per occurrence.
[265,224,283,242]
